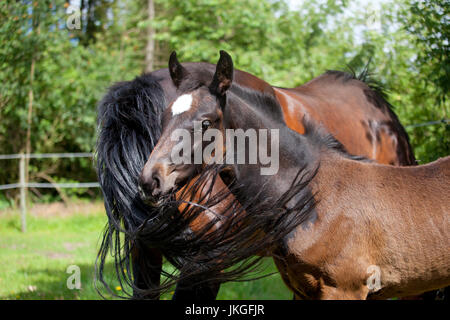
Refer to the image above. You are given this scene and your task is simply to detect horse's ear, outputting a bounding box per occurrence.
[210,50,234,96]
[169,51,189,87]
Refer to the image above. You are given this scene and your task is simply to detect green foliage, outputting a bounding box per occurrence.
[399,0,449,162]
[153,0,352,85]
[404,0,449,105]
[0,0,143,202]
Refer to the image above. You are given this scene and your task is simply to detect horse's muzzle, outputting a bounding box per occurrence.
[138,181,159,206]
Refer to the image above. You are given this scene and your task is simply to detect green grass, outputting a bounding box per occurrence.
[0,204,292,300]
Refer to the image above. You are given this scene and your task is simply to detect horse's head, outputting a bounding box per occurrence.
[139,51,234,203]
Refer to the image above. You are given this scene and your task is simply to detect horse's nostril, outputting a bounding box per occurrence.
[138,177,159,205]
[139,179,151,197]
[139,165,170,201]
[152,174,161,190]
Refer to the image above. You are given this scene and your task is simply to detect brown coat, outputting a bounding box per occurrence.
[275,155,450,299]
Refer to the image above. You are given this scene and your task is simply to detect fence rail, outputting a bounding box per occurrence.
[405,119,449,128]
[0,152,99,233]
[0,182,100,191]
[0,152,95,160]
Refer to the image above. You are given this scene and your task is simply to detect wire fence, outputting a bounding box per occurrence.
[0,152,99,232]
[405,119,449,128]
[0,182,100,191]
[0,152,99,190]
[0,152,95,160]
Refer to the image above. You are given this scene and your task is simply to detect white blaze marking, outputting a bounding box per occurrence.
[172,94,193,116]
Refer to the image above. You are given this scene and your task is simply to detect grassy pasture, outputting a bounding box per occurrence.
[0,202,291,300]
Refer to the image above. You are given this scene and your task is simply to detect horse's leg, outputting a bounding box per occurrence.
[131,246,163,300]
[172,279,220,301]
[131,246,221,301]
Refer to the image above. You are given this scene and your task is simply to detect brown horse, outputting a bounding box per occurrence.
[139,50,449,299]
[97,51,416,300]
[276,143,449,299]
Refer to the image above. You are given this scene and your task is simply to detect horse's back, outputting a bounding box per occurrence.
[274,71,415,166]
[356,157,450,294]
[290,155,450,299]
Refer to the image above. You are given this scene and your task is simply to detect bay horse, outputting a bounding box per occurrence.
[139,51,450,299]
[96,51,416,299]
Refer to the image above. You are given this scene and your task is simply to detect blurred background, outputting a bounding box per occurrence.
[0,0,448,299]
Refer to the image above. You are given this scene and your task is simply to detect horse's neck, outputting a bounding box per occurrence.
[225,88,284,129]
[225,92,322,196]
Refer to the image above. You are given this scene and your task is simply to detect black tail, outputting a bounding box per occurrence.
[95,73,166,298]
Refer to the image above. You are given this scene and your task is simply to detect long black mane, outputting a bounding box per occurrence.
[95,73,165,298]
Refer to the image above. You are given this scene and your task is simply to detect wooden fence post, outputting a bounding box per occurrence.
[19,153,27,233]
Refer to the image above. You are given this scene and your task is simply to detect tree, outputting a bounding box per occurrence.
[404,0,449,105]
[0,0,144,203]
[145,0,155,72]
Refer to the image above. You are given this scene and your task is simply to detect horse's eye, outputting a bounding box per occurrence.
[202,120,212,130]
